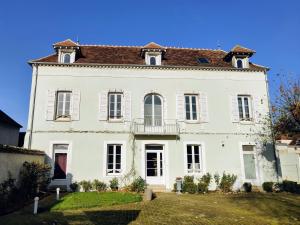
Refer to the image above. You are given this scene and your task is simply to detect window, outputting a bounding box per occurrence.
[242,145,257,179]
[237,59,243,68]
[56,91,71,119]
[238,95,252,121]
[63,54,71,63]
[186,145,201,173]
[107,144,122,175]
[197,57,209,64]
[150,57,156,65]
[53,144,68,179]
[185,95,198,121]
[108,93,122,120]
[144,94,162,126]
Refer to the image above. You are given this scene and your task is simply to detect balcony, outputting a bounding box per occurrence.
[132,118,179,136]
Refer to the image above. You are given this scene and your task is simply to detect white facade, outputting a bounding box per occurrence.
[24,47,278,190]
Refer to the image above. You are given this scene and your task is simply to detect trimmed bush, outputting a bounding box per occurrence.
[109,178,119,191]
[182,176,197,194]
[79,180,92,192]
[262,182,274,192]
[69,182,79,192]
[219,172,237,192]
[130,176,146,193]
[243,182,252,192]
[92,180,107,192]
[282,180,298,193]
[214,173,220,188]
[197,173,212,193]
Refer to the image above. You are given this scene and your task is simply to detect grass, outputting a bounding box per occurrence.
[1,192,300,224]
[51,192,142,210]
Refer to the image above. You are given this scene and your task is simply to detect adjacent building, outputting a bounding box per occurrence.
[24,39,278,190]
[0,110,22,146]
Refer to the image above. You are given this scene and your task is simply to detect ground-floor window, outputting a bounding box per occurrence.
[186,144,202,174]
[53,144,69,179]
[106,144,122,175]
[242,145,257,179]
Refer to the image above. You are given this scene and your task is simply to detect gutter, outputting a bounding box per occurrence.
[28,65,38,149]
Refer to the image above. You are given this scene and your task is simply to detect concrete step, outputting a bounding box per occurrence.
[148,185,167,192]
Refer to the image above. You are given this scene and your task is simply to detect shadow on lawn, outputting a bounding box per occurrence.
[83,210,140,225]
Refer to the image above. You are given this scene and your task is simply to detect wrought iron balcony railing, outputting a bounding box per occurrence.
[132,118,179,135]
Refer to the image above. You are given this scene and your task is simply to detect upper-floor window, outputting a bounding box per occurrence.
[237,59,243,68]
[238,95,252,121]
[186,144,202,174]
[150,57,156,65]
[185,95,198,121]
[109,93,122,120]
[63,54,71,63]
[56,91,71,119]
[144,94,162,126]
[106,144,122,175]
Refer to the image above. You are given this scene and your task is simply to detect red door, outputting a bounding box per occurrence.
[54,153,67,179]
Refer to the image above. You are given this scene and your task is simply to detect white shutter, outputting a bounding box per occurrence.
[230,95,239,122]
[123,91,131,122]
[199,92,209,122]
[253,96,263,123]
[71,90,80,121]
[46,89,56,121]
[98,91,108,121]
[176,92,185,122]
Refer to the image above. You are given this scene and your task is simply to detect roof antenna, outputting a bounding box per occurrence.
[76,35,80,44]
[217,40,221,50]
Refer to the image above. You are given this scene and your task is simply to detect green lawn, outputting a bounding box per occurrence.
[51,192,142,210]
[1,192,300,225]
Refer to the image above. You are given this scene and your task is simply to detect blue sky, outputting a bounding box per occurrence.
[0,0,299,130]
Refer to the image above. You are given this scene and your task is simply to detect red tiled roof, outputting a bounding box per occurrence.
[143,42,164,49]
[53,39,78,47]
[231,45,256,54]
[31,42,267,70]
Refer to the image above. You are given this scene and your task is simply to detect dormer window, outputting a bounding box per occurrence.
[63,54,71,63]
[150,57,156,65]
[237,59,243,68]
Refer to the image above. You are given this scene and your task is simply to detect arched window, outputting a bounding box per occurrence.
[63,54,71,63]
[144,94,162,126]
[237,59,243,68]
[150,57,156,65]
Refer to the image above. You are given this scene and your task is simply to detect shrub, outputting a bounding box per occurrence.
[262,182,274,192]
[92,180,107,192]
[69,182,79,192]
[18,161,51,199]
[182,176,197,194]
[197,173,212,193]
[109,178,119,191]
[79,180,92,192]
[214,173,220,187]
[219,172,237,192]
[282,180,298,193]
[243,182,252,192]
[130,176,146,193]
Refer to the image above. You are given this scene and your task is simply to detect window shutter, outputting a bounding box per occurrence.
[230,95,239,122]
[199,92,209,122]
[46,90,56,121]
[123,91,131,122]
[176,92,185,121]
[98,91,108,121]
[71,90,80,121]
[253,96,263,123]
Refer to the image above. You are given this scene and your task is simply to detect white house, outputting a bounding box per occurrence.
[24,39,278,191]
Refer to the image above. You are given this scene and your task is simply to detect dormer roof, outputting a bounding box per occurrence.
[143,42,164,49]
[231,45,256,54]
[53,39,79,48]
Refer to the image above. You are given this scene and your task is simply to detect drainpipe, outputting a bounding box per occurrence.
[265,71,280,182]
[28,64,38,149]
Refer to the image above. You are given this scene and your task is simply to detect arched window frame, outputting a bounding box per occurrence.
[144,93,163,126]
[150,56,156,65]
[63,54,71,63]
[237,59,243,69]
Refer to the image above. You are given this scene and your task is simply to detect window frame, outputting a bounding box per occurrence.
[144,93,163,126]
[55,91,72,120]
[184,94,199,122]
[108,92,123,121]
[145,52,162,66]
[183,142,205,175]
[103,141,126,177]
[237,95,252,121]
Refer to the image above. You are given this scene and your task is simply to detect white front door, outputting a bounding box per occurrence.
[145,145,164,185]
